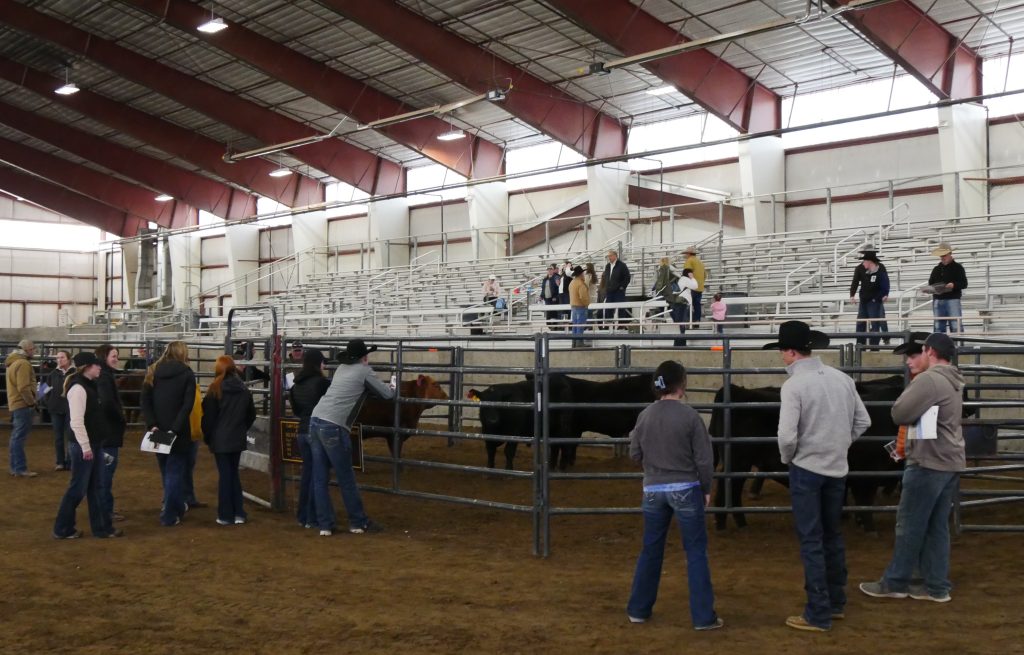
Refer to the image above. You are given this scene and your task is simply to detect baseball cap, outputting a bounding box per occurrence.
[923,333,956,361]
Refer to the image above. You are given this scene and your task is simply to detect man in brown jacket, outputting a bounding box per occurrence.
[6,338,39,477]
[568,266,590,347]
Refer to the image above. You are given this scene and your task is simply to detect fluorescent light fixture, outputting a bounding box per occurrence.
[437,129,465,141]
[54,82,79,95]
[155,194,174,202]
[646,85,675,96]
[197,17,228,33]
[268,167,293,177]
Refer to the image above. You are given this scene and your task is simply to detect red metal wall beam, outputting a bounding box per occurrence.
[547,0,781,133]
[0,99,257,220]
[0,135,195,228]
[121,0,505,180]
[0,2,405,195]
[828,0,981,99]
[0,164,144,236]
[0,58,322,208]
[318,0,627,159]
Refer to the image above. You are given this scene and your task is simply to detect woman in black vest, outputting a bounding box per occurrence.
[201,355,256,525]
[53,352,122,539]
[288,349,330,528]
[95,344,127,523]
[140,341,196,527]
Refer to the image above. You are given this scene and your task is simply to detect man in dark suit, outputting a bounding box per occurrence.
[602,250,631,323]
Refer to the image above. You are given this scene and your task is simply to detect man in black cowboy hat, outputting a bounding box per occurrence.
[849,250,890,346]
[764,321,871,632]
[307,339,393,537]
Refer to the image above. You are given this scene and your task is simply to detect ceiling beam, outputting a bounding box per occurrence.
[0,134,196,228]
[0,99,257,220]
[0,164,144,236]
[120,0,506,180]
[0,58,322,208]
[317,0,627,159]
[826,0,981,99]
[0,2,405,195]
[546,0,781,133]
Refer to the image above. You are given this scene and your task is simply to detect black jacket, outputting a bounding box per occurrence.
[46,367,72,416]
[96,365,127,448]
[66,375,105,450]
[603,260,631,294]
[201,375,256,454]
[289,372,330,434]
[849,263,890,302]
[140,360,196,454]
[541,274,560,302]
[928,261,968,300]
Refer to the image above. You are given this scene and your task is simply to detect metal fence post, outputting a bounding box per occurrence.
[392,340,403,491]
[722,339,733,524]
[532,333,548,557]
[448,346,464,446]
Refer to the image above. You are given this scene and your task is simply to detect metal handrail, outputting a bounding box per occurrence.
[784,258,824,310]
[831,228,874,284]
[193,244,323,309]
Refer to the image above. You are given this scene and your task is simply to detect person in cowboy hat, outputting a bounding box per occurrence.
[681,246,706,324]
[927,242,967,334]
[848,250,890,347]
[307,339,393,537]
[764,321,871,632]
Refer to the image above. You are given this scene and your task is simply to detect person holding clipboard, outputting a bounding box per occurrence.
[860,333,965,604]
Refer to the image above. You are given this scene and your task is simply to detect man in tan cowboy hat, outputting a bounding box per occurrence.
[681,246,706,323]
[927,242,967,334]
[764,321,871,633]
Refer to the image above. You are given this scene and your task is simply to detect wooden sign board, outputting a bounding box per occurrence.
[281,419,363,471]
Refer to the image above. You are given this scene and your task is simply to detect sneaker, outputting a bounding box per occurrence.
[831,612,846,620]
[163,517,182,527]
[234,516,247,525]
[216,518,232,526]
[909,586,951,603]
[785,615,829,632]
[112,513,126,522]
[695,617,724,631]
[303,523,314,529]
[627,616,646,624]
[52,530,83,540]
[859,581,908,599]
[54,465,65,471]
[97,529,124,538]
[10,470,38,478]
[349,520,383,534]
[319,529,333,537]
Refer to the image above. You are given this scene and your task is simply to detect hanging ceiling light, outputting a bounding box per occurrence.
[646,85,675,96]
[54,66,79,95]
[268,167,293,177]
[437,129,465,141]
[155,194,174,202]
[197,4,228,34]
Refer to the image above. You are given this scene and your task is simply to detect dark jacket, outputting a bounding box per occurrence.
[66,375,105,450]
[140,360,196,454]
[289,372,330,434]
[850,264,890,302]
[201,375,256,454]
[46,366,73,416]
[96,365,127,448]
[541,274,561,302]
[928,260,968,300]
[603,259,631,294]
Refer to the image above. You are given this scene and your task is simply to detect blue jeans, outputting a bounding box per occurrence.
[185,440,201,505]
[881,465,958,597]
[157,452,188,526]
[296,431,320,526]
[691,290,703,323]
[52,413,70,468]
[627,487,717,628]
[309,417,369,532]
[933,298,962,333]
[570,307,588,345]
[101,446,119,518]
[604,289,629,321]
[214,452,245,522]
[670,302,689,346]
[789,464,847,629]
[53,442,112,537]
[9,406,33,474]
[856,299,886,345]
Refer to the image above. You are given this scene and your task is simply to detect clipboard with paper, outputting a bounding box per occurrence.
[908,405,939,440]
[141,429,178,454]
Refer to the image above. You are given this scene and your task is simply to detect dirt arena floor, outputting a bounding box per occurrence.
[2,423,1022,655]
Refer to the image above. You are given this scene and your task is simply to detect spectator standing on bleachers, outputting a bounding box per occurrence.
[542,264,562,329]
[585,263,600,305]
[603,250,632,323]
[928,243,968,334]
[569,266,590,347]
[682,247,707,323]
[482,274,502,307]
[849,251,890,347]
[710,294,727,334]
[653,257,684,336]
[6,338,38,477]
[674,269,699,347]
[46,350,73,471]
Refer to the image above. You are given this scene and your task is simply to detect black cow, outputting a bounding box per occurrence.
[467,375,575,470]
[549,373,654,464]
[710,376,906,532]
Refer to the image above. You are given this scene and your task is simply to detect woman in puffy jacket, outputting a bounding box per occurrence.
[140,341,196,527]
[201,355,256,526]
[288,349,330,528]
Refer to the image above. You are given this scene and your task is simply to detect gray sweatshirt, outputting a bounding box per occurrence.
[629,400,714,493]
[311,362,394,429]
[778,357,871,478]
[891,364,965,472]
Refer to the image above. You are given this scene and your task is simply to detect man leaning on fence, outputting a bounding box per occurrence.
[765,321,871,633]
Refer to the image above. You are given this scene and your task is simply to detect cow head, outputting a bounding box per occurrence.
[411,374,448,401]
[467,389,481,401]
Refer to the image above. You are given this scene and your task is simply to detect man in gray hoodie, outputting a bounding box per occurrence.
[860,332,964,604]
[765,321,871,632]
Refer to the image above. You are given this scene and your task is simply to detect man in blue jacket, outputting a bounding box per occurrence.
[849,251,890,346]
